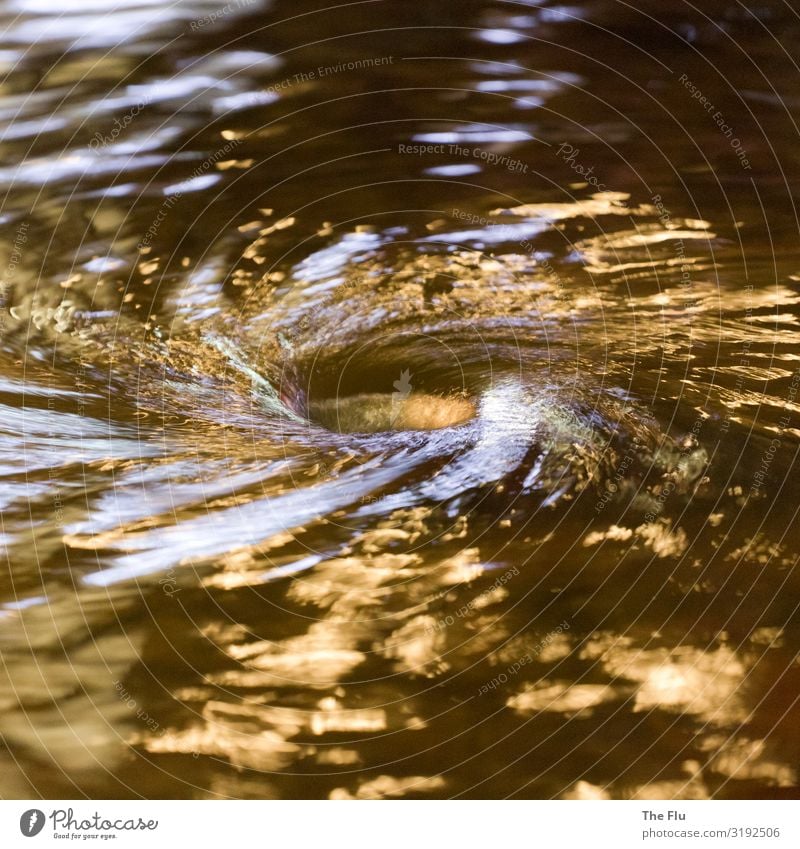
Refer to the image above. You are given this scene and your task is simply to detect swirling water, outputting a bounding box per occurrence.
[1,0,799,799]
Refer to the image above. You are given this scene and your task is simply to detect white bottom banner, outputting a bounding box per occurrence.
[0,800,795,848]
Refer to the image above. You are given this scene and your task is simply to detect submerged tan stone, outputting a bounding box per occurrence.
[309,392,475,433]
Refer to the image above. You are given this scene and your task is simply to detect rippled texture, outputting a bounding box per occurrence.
[1,0,799,799]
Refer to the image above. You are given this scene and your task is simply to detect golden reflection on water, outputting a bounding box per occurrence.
[0,0,799,801]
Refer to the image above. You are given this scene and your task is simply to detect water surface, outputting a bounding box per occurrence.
[1,0,799,799]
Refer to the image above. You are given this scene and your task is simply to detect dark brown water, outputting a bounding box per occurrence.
[1,0,799,799]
